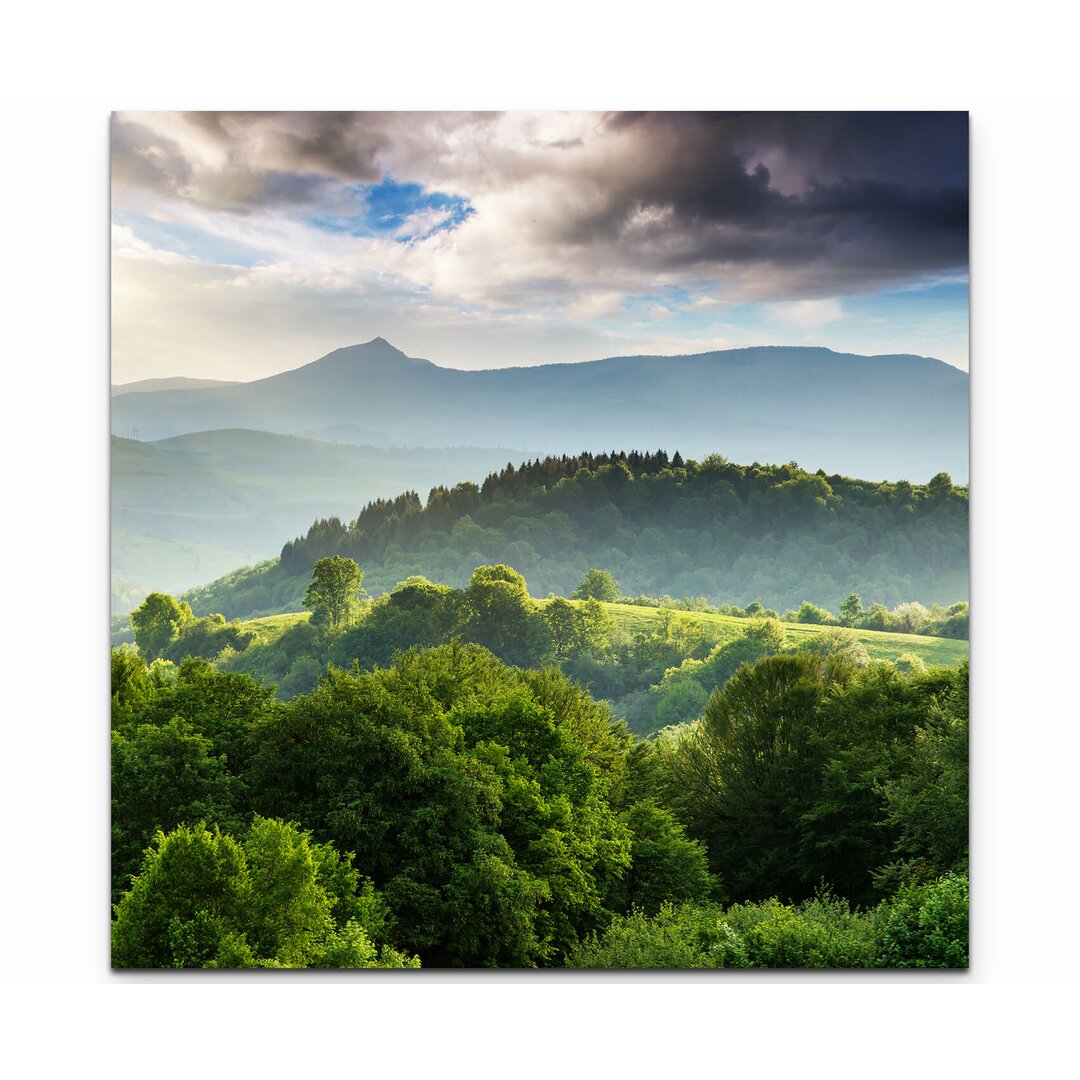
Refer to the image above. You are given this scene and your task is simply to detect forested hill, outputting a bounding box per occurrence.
[184,451,968,620]
[111,338,969,481]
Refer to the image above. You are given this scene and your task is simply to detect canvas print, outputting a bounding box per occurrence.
[110,111,969,969]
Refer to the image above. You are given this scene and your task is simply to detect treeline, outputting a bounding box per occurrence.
[131,559,964,736]
[183,451,968,620]
[111,639,968,969]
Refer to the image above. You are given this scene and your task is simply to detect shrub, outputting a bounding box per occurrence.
[875,874,968,968]
[723,892,880,969]
[892,602,930,635]
[795,601,836,625]
[567,903,746,969]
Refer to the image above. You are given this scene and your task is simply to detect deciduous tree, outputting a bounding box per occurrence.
[303,556,366,633]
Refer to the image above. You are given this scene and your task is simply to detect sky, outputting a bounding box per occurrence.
[111,111,969,382]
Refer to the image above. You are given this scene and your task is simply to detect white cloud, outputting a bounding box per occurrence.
[770,298,845,328]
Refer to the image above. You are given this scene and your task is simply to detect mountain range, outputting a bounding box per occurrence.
[112,338,969,483]
[111,431,534,610]
[112,376,242,395]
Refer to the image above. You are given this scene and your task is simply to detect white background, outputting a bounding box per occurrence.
[1,1,1077,1074]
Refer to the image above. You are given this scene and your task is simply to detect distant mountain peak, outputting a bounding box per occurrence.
[352,336,405,354]
[321,337,415,364]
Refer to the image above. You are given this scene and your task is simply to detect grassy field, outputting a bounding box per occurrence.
[566,600,968,667]
[240,611,311,645]
[230,600,967,668]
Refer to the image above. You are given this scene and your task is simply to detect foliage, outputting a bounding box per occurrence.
[892,601,930,635]
[568,892,881,969]
[875,874,969,968]
[572,568,621,602]
[189,452,969,621]
[460,564,548,667]
[160,612,255,662]
[839,592,863,626]
[723,891,882,968]
[245,643,637,966]
[667,652,855,901]
[567,902,743,969]
[797,627,870,667]
[792,600,836,625]
[131,592,194,659]
[112,718,242,903]
[303,556,366,634]
[744,617,788,652]
[615,801,717,914]
[876,664,969,888]
[111,596,968,969]
[657,655,969,907]
[112,818,419,969]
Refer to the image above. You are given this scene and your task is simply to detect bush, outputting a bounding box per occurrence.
[744,617,788,652]
[875,874,968,968]
[567,903,746,969]
[795,601,836,625]
[797,628,869,667]
[725,892,880,968]
[568,892,883,969]
[892,602,930,635]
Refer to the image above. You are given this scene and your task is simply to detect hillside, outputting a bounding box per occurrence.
[212,602,967,673]
[111,432,535,610]
[183,450,968,621]
[112,376,242,395]
[111,338,969,482]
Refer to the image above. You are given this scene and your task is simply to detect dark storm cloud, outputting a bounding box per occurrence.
[111,111,391,211]
[568,111,969,291]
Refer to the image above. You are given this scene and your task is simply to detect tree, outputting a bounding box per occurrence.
[839,593,863,627]
[543,596,614,667]
[112,718,241,903]
[572,568,621,603]
[616,801,717,914]
[743,617,787,652]
[112,818,418,969]
[461,564,546,666]
[130,593,193,659]
[892,601,930,635]
[249,653,548,966]
[666,652,856,901]
[795,600,835,625]
[877,664,968,887]
[303,556,366,633]
[797,628,870,667]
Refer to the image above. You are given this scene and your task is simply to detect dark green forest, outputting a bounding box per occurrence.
[181,452,968,622]
[113,552,968,968]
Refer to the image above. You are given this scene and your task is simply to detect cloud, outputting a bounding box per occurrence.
[771,299,845,328]
[110,111,969,377]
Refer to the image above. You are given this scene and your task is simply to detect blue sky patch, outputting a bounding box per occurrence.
[307,177,474,241]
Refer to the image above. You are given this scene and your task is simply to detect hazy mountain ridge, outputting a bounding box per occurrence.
[111,430,538,610]
[111,338,969,482]
[112,376,242,395]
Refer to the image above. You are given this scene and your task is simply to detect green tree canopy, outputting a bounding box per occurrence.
[112,818,418,969]
[572,568,621,603]
[303,556,366,634]
[111,718,242,903]
[461,564,547,666]
[839,592,864,627]
[616,801,717,914]
[131,592,193,659]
